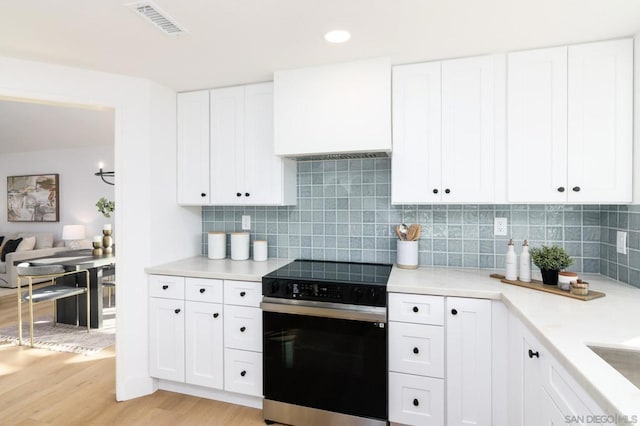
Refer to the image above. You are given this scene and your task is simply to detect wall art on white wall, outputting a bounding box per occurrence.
[7,174,59,222]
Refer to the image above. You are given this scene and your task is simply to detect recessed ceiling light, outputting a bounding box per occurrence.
[324,30,351,43]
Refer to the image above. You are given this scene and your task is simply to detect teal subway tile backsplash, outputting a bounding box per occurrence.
[202,158,640,288]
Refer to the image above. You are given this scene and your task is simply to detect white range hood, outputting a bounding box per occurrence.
[274,57,392,159]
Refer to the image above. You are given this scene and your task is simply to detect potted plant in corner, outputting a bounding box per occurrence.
[530,245,574,285]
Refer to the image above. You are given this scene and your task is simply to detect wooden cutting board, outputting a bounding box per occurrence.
[489,274,606,301]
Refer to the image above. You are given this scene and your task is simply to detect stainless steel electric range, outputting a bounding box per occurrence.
[261,259,392,426]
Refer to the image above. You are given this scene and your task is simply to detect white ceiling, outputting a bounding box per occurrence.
[0,99,114,154]
[1,0,639,92]
[1,1,639,153]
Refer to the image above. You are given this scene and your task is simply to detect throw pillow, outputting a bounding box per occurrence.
[35,233,54,249]
[0,236,4,247]
[16,236,36,252]
[1,237,23,262]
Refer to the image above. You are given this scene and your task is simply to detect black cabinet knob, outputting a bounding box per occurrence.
[213,313,219,318]
[201,193,206,197]
[412,306,419,313]
[413,398,419,407]
[240,370,247,377]
[451,309,458,315]
[240,291,246,297]
[174,308,181,314]
[245,192,250,197]
[557,187,565,192]
[240,326,246,332]
[236,192,242,197]
[528,349,540,359]
[413,347,419,354]
[444,188,451,194]
[433,189,438,194]
[572,186,581,192]
[162,285,169,290]
[199,288,206,294]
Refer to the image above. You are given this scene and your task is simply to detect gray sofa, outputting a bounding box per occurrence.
[0,232,71,288]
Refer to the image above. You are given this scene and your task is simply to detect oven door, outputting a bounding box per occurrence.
[261,298,387,421]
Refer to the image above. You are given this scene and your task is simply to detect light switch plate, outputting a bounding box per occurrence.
[617,231,627,254]
[241,215,251,231]
[494,217,508,236]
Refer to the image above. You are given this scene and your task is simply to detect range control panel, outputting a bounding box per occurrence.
[262,278,386,307]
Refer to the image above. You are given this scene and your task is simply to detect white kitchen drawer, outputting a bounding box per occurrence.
[224,348,263,397]
[388,293,444,325]
[185,277,223,303]
[224,280,262,307]
[149,275,185,300]
[389,372,444,426]
[223,305,262,352]
[389,322,445,378]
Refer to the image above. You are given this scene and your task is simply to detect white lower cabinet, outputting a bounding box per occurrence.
[148,275,263,405]
[389,293,492,426]
[185,300,223,389]
[508,312,606,426]
[389,372,445,426]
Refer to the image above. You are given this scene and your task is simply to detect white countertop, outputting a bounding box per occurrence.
[145,256,640,418]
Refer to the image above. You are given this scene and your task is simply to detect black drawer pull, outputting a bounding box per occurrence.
[199,288,206,294]
[162,285,169,290]
[557,186,565,192]
[240,291,246,297]
[528,349,540,359]
[572,186,581,192]
[245,192,250,197]
[240,370,247,377]
[174,309,181,314]
[236,192,242,197]
[240,326,246,332]
[413,398,419,407]
[201,193,206,197]
[412,306,419,313]
[213,313,219,318]
[432,189,438,194]
[451,309,458,315]
[444,188,451,194]
[413,347,419,354]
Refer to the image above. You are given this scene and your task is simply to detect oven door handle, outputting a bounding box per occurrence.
[260,301,386,323]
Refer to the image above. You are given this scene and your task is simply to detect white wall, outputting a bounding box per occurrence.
[634,33,640,203]
[0,145,115,239]
[0,55,201,401]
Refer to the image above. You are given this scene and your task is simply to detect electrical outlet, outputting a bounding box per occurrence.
[241,215,251,231]
[617,231,627,254]
[494,217,508,236]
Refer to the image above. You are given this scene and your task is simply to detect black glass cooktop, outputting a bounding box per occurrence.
[264,259,393,286]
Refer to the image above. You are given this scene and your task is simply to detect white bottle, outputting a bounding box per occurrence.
[519,240,531,282]
[505,239,518,281]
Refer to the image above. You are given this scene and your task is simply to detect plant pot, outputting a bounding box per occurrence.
[540,269,559,285]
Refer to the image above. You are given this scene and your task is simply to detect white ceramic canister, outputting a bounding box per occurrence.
[207,232,226,259]
[397,240,419,269]
[253,240,268,262]
[558,271,578,291]
[230,232,250,261]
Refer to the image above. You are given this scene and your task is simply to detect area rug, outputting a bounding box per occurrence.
[0,307,115,355]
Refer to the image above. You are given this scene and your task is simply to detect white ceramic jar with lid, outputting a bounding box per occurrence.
[557,271,578,291]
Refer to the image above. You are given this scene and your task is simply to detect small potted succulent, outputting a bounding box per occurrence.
[530,245,574,285]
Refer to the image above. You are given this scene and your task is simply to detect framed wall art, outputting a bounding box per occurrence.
[7,174,59,222]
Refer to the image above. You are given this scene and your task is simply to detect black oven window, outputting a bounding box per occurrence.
[263,311,387,420]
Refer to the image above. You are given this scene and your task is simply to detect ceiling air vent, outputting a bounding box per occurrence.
[125,1,186,35]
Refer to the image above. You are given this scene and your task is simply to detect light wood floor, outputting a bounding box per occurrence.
[0,290,267,425]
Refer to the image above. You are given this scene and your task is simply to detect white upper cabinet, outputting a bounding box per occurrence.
[567,39,633,203]
[391,62,442,204]
[178,82,296,206]
[392,55,504,204]
[210,82,296,206]
[507,38,632,203]
[274,57,391,157]
[508,46,568,203]
[441,55,499,203]
[177,91,210,205]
